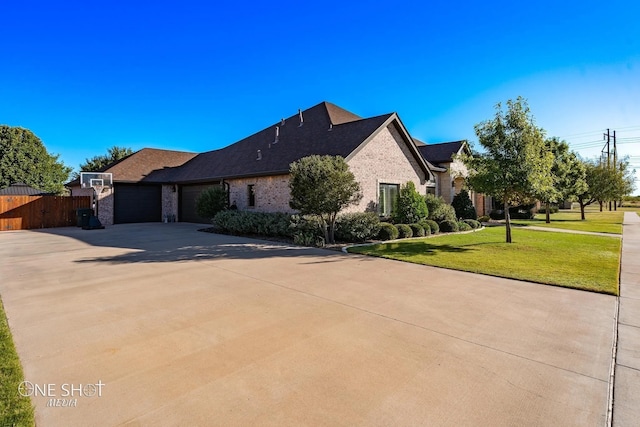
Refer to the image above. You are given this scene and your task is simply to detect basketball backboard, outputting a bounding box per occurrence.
[80,172,113,193]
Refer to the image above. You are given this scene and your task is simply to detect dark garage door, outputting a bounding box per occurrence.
[180,184,220,223]
[114,184,162,224]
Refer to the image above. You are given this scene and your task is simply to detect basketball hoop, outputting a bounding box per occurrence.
[80,172,113,220]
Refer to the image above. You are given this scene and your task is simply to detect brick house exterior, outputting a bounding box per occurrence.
[68,102,481,224]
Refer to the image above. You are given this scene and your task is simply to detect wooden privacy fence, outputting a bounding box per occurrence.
[0,195,91,231]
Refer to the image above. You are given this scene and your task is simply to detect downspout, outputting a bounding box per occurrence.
[222,180,230,206]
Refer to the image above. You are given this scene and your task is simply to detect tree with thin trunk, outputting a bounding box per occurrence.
[460,97,554,243]
[289,155,362,244]
[539,137,587,223]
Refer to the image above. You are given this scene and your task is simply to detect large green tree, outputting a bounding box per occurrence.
[72,146,133,179]
[539,137,587,223]
[0,125,71,194]
[461,97,554,243]
[289,155,362,244]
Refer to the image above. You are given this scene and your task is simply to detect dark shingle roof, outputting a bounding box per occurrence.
[161,102,396,183]
[418,141,466,165]
[0,182,45,195]
[67,148,198,186]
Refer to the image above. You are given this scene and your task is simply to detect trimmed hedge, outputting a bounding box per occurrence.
[335,212,381,242]
[423,219,439,234]
[396,224,413,239]
[213,210,293,237]
[439,219,459,233]
[378,222,399,240]
[477,215,490,223]
[457,221,472,232]
[463,219,481,229]
[489,205,536,220]
[418,221,431,236]
[409,223,425,237]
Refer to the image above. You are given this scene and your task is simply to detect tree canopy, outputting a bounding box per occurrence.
[0,125,71,194]
[73,146,133,179]
[461,97,554,242]
[289,155,362,244]
[539,137,587,223]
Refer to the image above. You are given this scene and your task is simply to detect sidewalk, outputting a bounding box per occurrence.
[613,212,640,426]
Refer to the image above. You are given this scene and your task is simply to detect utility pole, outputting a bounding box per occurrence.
[602,129,610,211]
[613,130,617,211]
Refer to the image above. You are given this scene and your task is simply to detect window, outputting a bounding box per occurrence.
[379,183,399,217]
[248,184,256,208]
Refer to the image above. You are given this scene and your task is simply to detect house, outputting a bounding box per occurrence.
[70,101,481,225]
[416,140,491,217]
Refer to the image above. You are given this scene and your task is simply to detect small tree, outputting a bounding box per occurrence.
[392,181,428,224]
[451,189,477,219]
[461,97,554,243]
[196,186,228,219]
[539,137,587,223]
[289,155,362,244]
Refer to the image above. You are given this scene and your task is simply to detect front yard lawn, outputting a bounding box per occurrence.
[348,227,621,295]
[511,210,623,234]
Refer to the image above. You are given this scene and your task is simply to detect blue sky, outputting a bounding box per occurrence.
[2,0,639,192]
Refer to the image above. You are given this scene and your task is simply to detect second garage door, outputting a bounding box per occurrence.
[180,184,221,224]
[114,184,162,224]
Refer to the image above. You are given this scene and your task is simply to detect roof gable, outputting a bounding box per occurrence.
[165,102,394,183]
[418,141,467,165]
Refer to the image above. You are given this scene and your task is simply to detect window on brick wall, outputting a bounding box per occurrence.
[248,184,256,208]
[379,183,399,217]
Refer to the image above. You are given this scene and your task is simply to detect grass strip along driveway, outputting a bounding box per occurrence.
[511,210,624,234]
[349,227,621,295]
[0,299,34,426]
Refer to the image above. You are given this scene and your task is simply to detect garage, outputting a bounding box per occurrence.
[114,184,162,224]
[180,183,220,224]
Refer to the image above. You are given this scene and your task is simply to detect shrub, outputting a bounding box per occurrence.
[489,209,504,220]
[335,212,381,242]
[409,223,425,237]
[424,194,457,222]
[393,182,428,224]
[378,222,399,240]
[396,224,413,239]
[196,186,228,219]
[463,219,481,229]
[439,219,459,233]
[290,215,325,246]
[423,219,439,234]
[457,221,472,231]
[418,220,431,236]
[213,210,293,237]
[451,189,477,220]
[538,204,559,214]
[489,205,535,220]
[477,215,490,222]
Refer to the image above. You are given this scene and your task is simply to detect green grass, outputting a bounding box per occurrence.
[0,298,35,427]
[349,227,621,295]
[511,210,624,234]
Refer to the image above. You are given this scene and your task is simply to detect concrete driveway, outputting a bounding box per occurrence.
[0,223,616,426]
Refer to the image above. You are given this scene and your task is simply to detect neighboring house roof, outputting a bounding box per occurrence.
[418,140,467,166]
[0,182,46,195]
[159,101,436,183]
[67,148,198,186]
